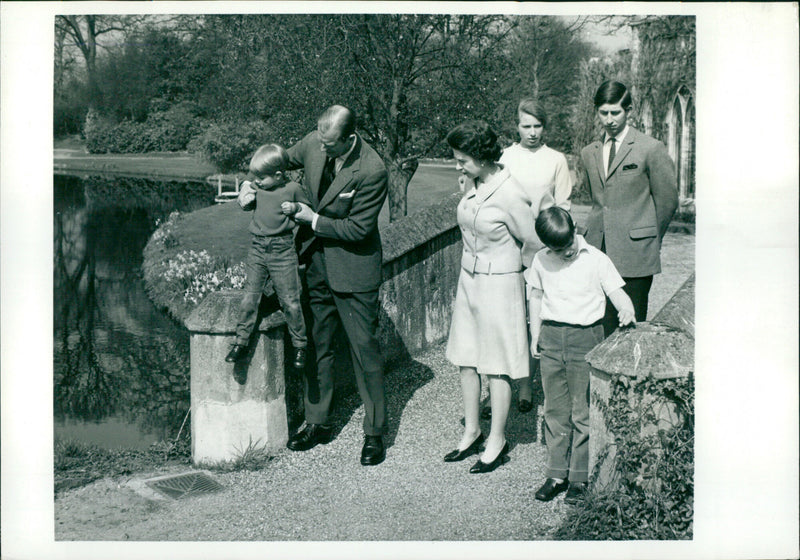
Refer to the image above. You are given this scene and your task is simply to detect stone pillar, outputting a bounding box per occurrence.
[588,274,695,491]
[184,290,288,464]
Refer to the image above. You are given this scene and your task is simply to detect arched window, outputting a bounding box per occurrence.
[666,85,695,202]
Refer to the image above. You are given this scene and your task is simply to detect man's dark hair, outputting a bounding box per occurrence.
[535,206,576,249]
[593,80,633,110]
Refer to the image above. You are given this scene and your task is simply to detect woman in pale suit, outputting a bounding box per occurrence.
[443,120,549,473]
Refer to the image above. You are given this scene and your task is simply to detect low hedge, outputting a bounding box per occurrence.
[84,105,205,154]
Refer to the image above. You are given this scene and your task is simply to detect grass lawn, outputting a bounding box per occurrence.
[158,164,462,264]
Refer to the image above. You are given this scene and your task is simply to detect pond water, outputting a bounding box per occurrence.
[53,174,215,449]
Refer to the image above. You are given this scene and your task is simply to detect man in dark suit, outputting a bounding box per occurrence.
[580,81,679,337]
[284,105,389,466]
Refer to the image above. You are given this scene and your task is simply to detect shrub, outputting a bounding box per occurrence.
[188,120,276,173]
[83,104,206,154]
[54,89,88,137]
[555,374,694,540]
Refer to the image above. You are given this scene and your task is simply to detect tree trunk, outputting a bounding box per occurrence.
[386,157,419,222]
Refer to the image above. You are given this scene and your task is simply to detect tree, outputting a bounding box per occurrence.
[55,14,604,221]
[55,16,137,108]
[335,14,517,220]
[500,17,595,151]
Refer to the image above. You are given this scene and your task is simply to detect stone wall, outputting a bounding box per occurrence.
[587,273,695,491]
[378,192,462,362]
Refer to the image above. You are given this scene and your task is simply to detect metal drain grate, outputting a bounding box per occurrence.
[145,471,224,500]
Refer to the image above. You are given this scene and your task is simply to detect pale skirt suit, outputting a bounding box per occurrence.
[446,167,549,379]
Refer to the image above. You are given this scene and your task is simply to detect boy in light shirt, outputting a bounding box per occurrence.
[525,206,635,504]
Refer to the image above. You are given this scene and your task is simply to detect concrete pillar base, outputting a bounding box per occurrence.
[185,291,288,465]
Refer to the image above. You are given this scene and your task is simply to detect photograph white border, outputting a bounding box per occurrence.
[2,2,798,559]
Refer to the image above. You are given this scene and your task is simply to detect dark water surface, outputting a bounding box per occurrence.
[53,174,215,449]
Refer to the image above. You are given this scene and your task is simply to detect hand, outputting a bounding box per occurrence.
[292,202,315,224]
[237,181,256,208]
[281,201,299,215]
[530,339,541,359]
[618,308,636,328]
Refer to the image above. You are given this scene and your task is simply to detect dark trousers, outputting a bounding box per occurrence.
[602,275,653,337]
[235,233,307,348]
[303,249,386,436]
[539,321,604,483]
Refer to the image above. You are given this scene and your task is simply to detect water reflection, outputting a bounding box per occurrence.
[53,174,215,448]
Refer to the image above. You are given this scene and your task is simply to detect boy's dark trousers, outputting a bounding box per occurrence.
[235,232,307,349]
[539,320,604,484]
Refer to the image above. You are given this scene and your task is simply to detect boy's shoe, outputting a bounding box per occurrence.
[292,347,306,370]
[564,482,588,505]
[225,343,248,363]
[534,478,569,501]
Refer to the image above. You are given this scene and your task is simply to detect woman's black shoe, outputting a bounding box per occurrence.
[469,442,509,473]
[443,433,485,462]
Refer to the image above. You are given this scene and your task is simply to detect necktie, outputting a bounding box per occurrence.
[318,157,336,201]
[607,137,616,177]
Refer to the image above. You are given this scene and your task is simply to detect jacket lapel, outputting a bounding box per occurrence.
[474,168,508,206]
[607,128,636,179]
[591,141,605,187]
[318,135,363,210]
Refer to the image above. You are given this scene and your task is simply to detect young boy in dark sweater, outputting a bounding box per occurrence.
[225,144,311,369]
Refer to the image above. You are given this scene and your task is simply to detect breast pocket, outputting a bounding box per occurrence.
[620,163,642,176]
[325,190,356,217]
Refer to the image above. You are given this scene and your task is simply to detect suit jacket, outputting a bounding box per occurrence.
[457,168,543,275]
[287,131,388,292]
[580,127,678,277]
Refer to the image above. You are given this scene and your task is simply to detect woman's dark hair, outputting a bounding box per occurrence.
[535,206,575,249]
[446,120,503,163]
[593,80,632,110]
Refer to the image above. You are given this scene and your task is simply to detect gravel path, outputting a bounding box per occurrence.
[54,232,694,541]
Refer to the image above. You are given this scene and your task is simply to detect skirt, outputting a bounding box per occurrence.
[445,269,529,379]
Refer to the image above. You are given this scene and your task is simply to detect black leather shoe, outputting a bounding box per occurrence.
[535,478,569,501]
[518,399,533,413]
[287,424,333,451]
[469,442,509,473]
[443,433,485,462]
[564,482,588,505]
[225,343,248,363]
[292,347,306,370]
[360,435,385,466]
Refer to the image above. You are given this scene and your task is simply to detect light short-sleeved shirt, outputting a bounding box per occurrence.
[499,143,572,211]
[525,234,625,325]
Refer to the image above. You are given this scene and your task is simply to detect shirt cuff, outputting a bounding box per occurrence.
[311,212,320,230]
